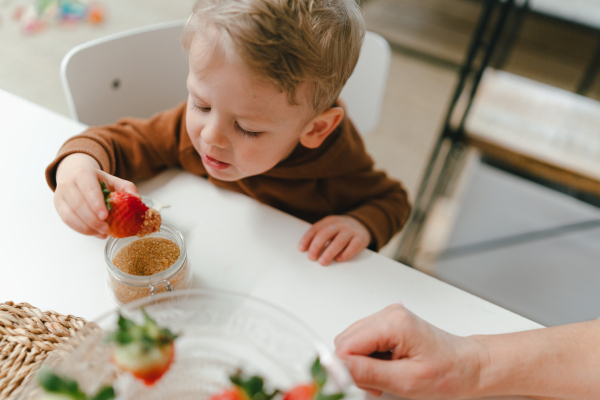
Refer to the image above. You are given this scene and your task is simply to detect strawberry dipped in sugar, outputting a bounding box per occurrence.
[283,358,344,400]
[38,369,115,400]
[101,182,161,238]
[106,308,178,386]
[209,370,279,400]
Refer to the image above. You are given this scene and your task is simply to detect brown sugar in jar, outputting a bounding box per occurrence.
[113,238,180,276]
[104,224,192,306]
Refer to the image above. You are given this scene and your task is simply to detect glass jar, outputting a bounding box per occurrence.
[104,223,192,307]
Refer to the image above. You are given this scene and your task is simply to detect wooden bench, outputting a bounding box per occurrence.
[465,68,600,196]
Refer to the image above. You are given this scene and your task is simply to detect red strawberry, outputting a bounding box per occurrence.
[208,371,279,400]
[283,384,318,400]
[106,308,178,386]
[283,358,344,400]
[101,182,161,238]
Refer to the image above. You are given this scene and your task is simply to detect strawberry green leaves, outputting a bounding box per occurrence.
[230,371,280,400]
[38,369,115,400]
[311,358,344,400]
[100,181,112,211]
[105,308,178,386]
[106,308,178,351]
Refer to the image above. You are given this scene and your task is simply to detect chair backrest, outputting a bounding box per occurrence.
[61,20,189,126]
[340,31,391,136]
[62,23,391,135]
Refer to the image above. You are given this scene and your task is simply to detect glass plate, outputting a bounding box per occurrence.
[20,289,356,400]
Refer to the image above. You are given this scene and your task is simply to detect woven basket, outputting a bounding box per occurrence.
[0,301,91,400]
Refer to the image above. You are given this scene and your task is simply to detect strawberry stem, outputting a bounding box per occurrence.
[105,307,178,352]
[100,181,112,211]
[230,371,280,400]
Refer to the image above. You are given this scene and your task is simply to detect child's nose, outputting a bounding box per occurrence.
[201,121,229,148]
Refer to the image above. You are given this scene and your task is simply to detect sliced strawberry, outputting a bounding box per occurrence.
[209,371,279,400]
[283,358,344,400]
[106,308,178,386]
[100,181,161,238]
[38,369,115,400]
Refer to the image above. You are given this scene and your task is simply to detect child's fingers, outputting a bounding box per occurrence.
[100,172,139,197]
[335,236,367,262]
[75,177,110,222]
[307,225,339,261]
[317,231,352,266]
[62,186,108,235]
[298,224,319,252]
[55,198,102,237]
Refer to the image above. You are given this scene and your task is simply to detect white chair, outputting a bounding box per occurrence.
[62,21,391,135]
[61,20,189,126]
[340,31,391,135]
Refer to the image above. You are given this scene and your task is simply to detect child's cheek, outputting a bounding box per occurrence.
[185,116,202,143]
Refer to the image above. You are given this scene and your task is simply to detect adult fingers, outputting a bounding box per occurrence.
[335,236,367,262]
[317,231,352,266]
[358,387,383,397]
[335,304,411,357]
[306,224,339,261]
[343,355,413,396]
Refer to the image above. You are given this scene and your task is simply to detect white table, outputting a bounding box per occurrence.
[1,89,540,399]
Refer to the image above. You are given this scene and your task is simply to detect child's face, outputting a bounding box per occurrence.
[185,35,314,182]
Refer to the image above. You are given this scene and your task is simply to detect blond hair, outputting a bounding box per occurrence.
[182,0,365,114]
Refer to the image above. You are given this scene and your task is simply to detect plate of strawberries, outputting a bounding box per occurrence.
[21,289,357,400]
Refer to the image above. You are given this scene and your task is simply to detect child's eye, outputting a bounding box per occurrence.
[234,122,262,138]
[191,103,210,113]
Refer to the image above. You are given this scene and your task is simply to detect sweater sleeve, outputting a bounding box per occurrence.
[322,168,411,251]
[45,102,188,191]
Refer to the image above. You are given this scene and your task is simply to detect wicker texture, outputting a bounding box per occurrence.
[0,301,90,400]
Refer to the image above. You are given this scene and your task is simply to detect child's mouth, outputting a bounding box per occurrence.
[200,152,230,170]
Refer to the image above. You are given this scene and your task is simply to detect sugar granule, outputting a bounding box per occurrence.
[113,238,180,276]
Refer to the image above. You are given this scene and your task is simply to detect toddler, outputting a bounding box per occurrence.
[46,0,411,265]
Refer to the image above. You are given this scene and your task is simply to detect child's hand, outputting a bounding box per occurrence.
[54,153,139,239]
[298,215,371,266]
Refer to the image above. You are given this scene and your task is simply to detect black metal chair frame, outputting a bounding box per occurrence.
[394,0,521,266]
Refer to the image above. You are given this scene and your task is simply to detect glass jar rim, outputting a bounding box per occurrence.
[104,223,187,286]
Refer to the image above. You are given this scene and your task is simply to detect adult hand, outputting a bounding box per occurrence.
[298,215,370,266]
[54,153,139,239]
[334,304,484,399]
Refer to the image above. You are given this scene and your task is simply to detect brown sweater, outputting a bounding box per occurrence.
[46,102,411,250]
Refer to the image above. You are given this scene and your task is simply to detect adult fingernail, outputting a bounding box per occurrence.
[318,257,327,265]
[98,211,107,219]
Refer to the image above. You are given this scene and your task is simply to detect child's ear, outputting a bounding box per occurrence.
[299,107,344,149]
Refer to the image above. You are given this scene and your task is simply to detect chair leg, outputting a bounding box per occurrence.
[491,0,529,70]
[395,0,516,266]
